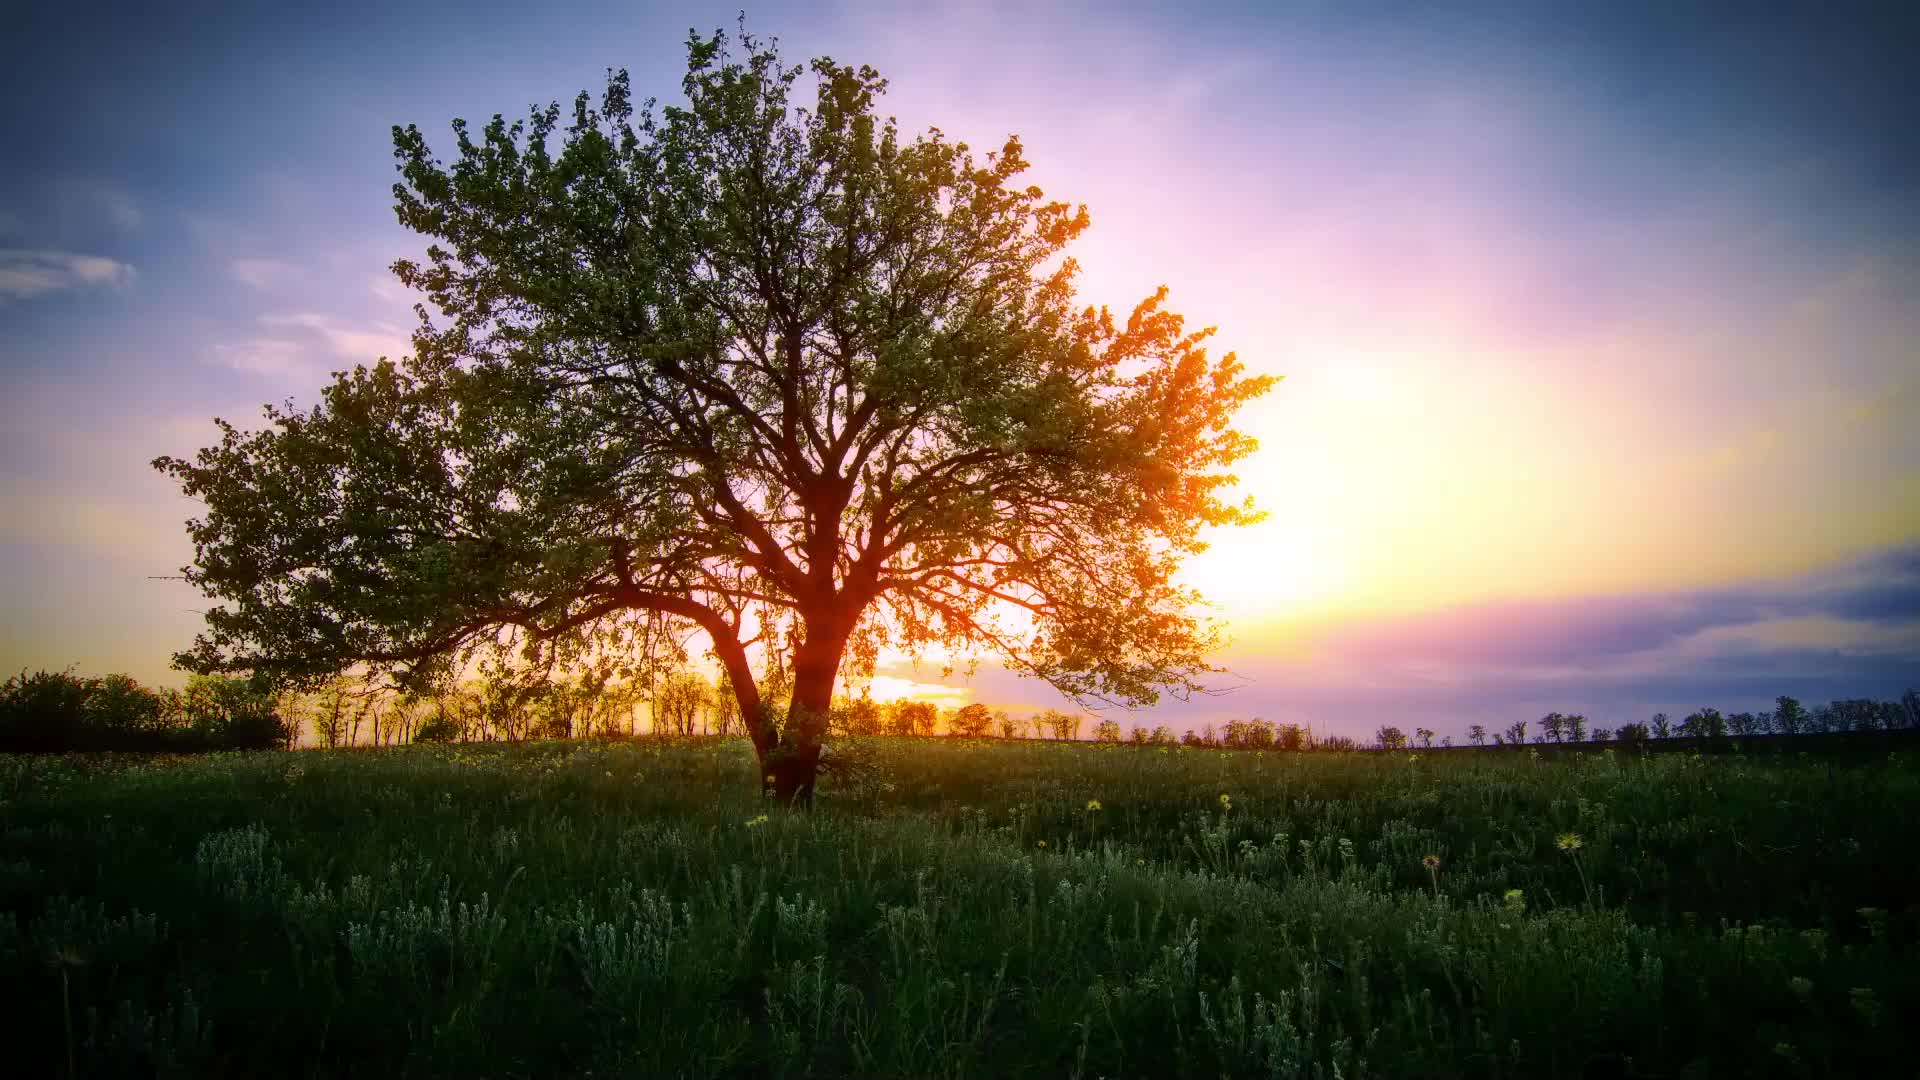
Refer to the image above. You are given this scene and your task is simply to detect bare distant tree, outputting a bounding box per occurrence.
[655,671,710,737]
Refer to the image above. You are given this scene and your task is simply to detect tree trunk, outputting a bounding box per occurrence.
[760,613,847,806]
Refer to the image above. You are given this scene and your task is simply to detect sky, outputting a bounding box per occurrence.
[2,0,1916,738]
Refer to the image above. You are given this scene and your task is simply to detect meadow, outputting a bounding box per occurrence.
[3,738,1916,1078]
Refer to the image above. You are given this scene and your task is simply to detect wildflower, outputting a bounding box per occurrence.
[1556,832,1584,853]
[1218,793,1233,811]
[1408,754,1421,763]
[44,944,89,972]
[1086,799,1103,812]
[745,814,769,828]
[1136,858,1146,866]
[1503,888,1526,913]
[1422,854,1442,871]
[1036,840,1048,849]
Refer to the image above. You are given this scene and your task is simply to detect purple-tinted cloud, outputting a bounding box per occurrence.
[1317,548,1920,670]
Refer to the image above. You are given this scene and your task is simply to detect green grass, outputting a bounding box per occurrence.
[2,738,1916,1077]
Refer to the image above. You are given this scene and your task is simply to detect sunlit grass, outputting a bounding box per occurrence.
[2,739,1915,1076]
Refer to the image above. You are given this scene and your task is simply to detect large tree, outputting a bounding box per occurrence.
[155,30,1273,802]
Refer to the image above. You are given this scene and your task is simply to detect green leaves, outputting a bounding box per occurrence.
[159,27,1273,760]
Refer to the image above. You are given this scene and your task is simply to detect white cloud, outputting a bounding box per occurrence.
[259,312,409,363]
[206,313,410,378]
[0,249,135,299]
[229,257,299,290]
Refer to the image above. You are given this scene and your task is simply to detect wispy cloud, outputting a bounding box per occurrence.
[367,273,409,302]
[206,312,409,378]
[206,338,308,377]
[258,312,409,363]
[1293,545,1920,675]
[0,249,135,299]
[229,257,299,290]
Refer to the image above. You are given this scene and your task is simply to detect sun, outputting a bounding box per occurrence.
[1179,521,1350,622]
[851,675,975,708]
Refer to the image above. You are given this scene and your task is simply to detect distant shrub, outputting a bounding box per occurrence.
[411,710,464,744]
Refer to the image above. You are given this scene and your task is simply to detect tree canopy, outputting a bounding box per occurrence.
[155,29,1274,801]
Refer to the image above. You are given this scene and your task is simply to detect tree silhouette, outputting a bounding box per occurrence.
[1540,712,1565,743]
[948,702,992,738]
[887,700,938,738]
[153,30,1271,802]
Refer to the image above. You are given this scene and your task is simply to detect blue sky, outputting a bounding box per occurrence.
[2,1,1916,736]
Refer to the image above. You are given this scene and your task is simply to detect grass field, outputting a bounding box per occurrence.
[3,738,1916,1078]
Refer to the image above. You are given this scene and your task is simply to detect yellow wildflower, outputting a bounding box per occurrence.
[1556,832,1584,853]
[1422,854,1442,871]
[1086,799,1103,812]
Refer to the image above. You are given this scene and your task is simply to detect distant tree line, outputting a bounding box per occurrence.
[0,669,291,753]
[1381,693,1920,750]
[9,665,1916,758]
